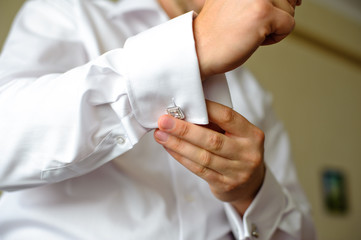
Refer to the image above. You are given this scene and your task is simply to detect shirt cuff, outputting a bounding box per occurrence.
[224,166,287,240]
[122,11,207,129]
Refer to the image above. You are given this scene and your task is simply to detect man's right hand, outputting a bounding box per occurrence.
[194,0,301,79]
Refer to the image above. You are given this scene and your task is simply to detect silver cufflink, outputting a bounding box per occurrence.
[166,98,185,120]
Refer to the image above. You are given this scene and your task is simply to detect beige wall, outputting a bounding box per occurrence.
[0,0,24,50]
[245,1,361,240]
[1,1,361,239]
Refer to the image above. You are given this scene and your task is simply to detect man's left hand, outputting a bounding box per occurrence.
[154,100,266,215]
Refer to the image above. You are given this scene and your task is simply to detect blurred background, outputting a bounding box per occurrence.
[245,0,361,239]
[1,0,360,239]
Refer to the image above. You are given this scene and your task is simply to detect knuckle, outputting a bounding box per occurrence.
[207,133,224,152]
[253,0,272,19]
[253,128,265,144]
[240,173,252,186]
[245,150,264,171]
[171,137,184,152]
[220,107,235,124]
[199,150,212,168]
[177,122,190,137]
[253,152,264,166]
[194,164,209,177]
[222,177,239,193]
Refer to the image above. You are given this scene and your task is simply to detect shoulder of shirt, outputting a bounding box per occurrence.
[16,0,81,40]
[26,0,74,8]
[24,0,75,18]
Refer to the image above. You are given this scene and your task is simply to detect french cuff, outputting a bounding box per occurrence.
[224,166,287,240]
[123,11,207,129]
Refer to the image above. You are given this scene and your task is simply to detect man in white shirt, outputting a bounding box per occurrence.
[0,0,316,239]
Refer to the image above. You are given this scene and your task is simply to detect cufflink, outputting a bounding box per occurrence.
[166,98,185,120]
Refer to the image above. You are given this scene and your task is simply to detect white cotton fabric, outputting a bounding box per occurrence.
[0,0,316,239]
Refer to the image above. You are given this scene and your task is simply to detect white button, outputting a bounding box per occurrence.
[116,136,126,145]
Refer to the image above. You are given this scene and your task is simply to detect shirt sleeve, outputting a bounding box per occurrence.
[0,2,206,191]
[225,168,316,240]
[223,69,317,239]
[122,11,208,128]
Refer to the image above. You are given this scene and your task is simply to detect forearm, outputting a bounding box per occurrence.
[0,52,136,190]
[0,8,207,191]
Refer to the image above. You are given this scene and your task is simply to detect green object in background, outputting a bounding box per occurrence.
[322,169,348,214]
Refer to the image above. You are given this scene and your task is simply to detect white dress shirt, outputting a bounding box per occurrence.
[0,0,316,239]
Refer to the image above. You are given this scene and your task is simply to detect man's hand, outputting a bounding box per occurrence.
[154,101,266,215]
[194,0,301,78]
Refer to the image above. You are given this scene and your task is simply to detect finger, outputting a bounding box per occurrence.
[287,0,298,8]
[272,0,295,16]
[156,114,241,159]
[262,6,295,45]
[162,146,225,187]
[154,129,239,174]
[206,100,256,137]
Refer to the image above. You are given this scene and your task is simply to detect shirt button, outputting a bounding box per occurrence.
[116,136,126,145]
[251,223,259,238]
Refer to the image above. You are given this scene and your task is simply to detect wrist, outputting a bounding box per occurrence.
[193,13,215,79]
[193,16,206,79]
[230,163,266,216]
[230,199,253,216]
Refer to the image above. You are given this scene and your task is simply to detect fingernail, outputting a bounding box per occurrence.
[159,116,175,130]
[155,130,169,142]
